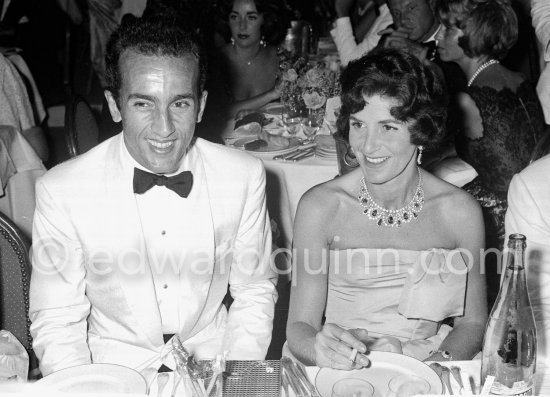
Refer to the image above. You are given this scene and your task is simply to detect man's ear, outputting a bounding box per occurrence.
[196,90,208,123]
[104,90,122,123]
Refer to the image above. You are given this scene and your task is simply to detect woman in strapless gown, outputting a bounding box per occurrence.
[286,48,488,370]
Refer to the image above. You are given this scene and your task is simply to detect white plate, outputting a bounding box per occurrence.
[315,352,443,397]
[36,363,147,394]
[233,136,301,154]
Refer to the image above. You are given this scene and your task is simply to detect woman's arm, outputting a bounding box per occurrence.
[286,187,368,369]
[227,87,280,119]
[427,192,488,361]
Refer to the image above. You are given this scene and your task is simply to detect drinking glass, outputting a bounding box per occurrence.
[332,379,375,397]
[387,374,430,397]
[301,109,320,142]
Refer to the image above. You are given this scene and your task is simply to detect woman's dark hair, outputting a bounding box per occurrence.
[437,0,517,60]
[105,15,207,103]
[337,48,448,150]
[218,0,291,45]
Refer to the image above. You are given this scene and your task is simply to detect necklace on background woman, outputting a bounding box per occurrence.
[358,167,424,227]
[467,59,499,87]
[234,44,263,66]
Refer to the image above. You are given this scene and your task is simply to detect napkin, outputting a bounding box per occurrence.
[0,330,29,382]
[233,112,268,137]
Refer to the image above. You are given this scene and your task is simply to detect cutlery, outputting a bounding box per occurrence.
[440,366,455,395]
[292,149,315,161]
[282,357,320,396]
[450,366,465,394]
[141,367,158,395]
[273,143,316,160]
[429,363,453,395]
[156,372,169,397]
[170,372,182,397]
[286,148,315,161]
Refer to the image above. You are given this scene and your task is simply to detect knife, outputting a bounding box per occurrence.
[291,150,315,162]
[273,143,316,160]
[286,148,315,161]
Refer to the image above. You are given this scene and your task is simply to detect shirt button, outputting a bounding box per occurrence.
[163,284,168,289]
[161,230,166,235]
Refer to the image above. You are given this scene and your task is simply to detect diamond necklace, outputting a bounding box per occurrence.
[358,167,424,227]
[467,59,499,87]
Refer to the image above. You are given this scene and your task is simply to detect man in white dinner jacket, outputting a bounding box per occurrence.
[505,154,550,364]
[29,15,277,376]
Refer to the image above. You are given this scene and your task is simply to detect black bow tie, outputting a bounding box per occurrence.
[423,41,437,61]
[133,168,193,198]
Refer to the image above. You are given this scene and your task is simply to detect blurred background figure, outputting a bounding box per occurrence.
[214,0,290,119]
[330,0,392,67]
[532,0,550,123]
[435,0,545,306]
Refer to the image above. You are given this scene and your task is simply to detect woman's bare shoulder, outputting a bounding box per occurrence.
[297,173,356,218]
[424,172,481,220]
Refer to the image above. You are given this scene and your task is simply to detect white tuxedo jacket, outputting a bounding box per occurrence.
[505,154,550,364]
[29,134,277,376]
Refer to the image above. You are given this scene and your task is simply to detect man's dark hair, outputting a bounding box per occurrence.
[337,48,449,150]
[105,15,208,102]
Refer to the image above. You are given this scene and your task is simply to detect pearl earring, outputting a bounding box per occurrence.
[260,37,266,47]
[231,37,235,46]
[417,146,424,165]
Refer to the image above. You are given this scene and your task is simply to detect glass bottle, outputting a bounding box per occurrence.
[480,234,537,395]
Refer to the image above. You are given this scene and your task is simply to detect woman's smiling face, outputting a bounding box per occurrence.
[349,94,418,185]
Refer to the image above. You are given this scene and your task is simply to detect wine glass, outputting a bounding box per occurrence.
[282,111,302,137]
[332,379,375,397]
[301,109,320,142]
[387,374,431,397]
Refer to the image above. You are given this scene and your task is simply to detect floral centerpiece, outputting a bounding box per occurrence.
[279,54,341,125]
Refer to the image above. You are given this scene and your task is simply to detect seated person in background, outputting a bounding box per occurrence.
[532,0,550,123]
[29,15,277,376]
[505,154,550,363]
[216,0,290,119]
[286,48,487,369]
[330,0,393,67]
[377,0,467,121]
[435,0,545,252]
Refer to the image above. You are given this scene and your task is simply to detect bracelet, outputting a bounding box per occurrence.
[430,349,453,360]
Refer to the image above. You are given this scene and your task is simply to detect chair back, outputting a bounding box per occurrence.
[64,95,99,157]
[0,211,32,352]
[529,126,550,164]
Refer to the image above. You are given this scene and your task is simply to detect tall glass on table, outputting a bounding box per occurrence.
[301,108,321,142]
[282,105,302,137]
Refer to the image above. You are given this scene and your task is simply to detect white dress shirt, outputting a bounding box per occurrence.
[125,145,213,335]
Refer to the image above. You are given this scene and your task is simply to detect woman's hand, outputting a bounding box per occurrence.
[314,324,371,370]
[349,328,403,354]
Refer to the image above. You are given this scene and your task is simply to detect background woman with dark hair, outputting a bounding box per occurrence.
[286,48,487,369]
[215,0,291,118]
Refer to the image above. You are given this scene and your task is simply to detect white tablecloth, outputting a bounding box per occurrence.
[304,358,550,395]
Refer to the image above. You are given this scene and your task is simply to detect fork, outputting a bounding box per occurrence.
[450,366,465,394]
